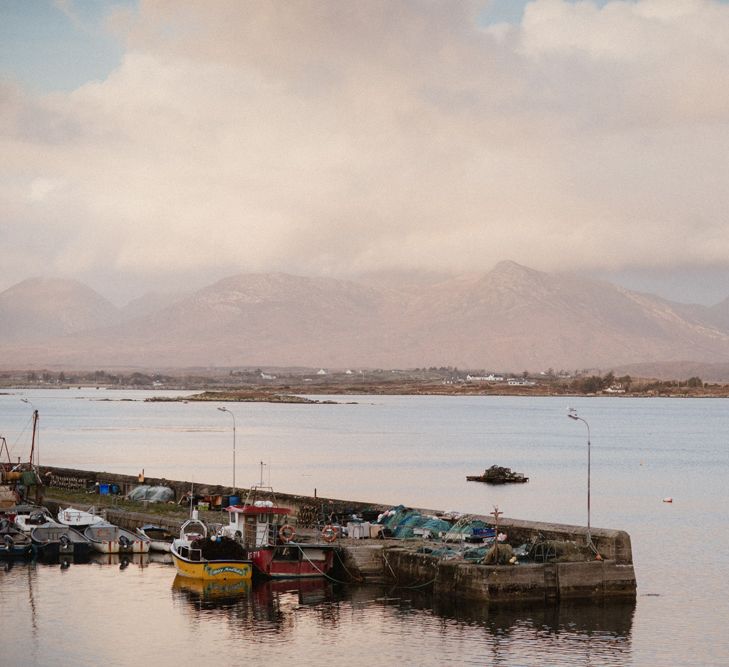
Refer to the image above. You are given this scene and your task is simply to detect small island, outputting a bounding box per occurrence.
[145,389,342,404]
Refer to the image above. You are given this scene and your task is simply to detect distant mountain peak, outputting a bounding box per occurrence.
[0,276,119,343]
[3,265,729,370]
[490,260,542,278]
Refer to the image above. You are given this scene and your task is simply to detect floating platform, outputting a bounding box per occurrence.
[467,465,529,484]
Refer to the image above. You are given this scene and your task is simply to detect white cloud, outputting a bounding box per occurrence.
[3,0,729,297]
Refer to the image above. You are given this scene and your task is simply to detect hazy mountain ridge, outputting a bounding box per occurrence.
[0,277,121,342]
[3,264,729,371]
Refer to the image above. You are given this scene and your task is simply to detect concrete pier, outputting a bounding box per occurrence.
[41,465,636,603]
[380,548,636,603]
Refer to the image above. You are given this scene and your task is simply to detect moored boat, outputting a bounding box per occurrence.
[57,506,106,529]
[171,513,252,581]
[84,522,151,554]
[0,519,32,559]
[31,524,93,561]
[136,524,176,552]
[222,486,338,579]
[14,505,59,533]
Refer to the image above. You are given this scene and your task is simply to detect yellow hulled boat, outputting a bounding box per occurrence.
[171,515,252,581]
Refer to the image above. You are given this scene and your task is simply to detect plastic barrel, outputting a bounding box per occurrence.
[99,483,110,495]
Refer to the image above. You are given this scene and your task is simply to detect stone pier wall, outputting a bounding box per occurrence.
[384,548,637,603]
[40,465,389,520]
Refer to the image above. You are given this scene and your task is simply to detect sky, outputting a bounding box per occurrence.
[2,0,729,306]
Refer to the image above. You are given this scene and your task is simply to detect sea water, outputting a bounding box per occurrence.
[1,389,728,666]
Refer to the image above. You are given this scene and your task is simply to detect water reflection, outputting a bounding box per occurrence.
[171,575,342,636]
[1,559,637,666]
[88,552,151,569]
[170,573,635,665]
[376,588,636,666]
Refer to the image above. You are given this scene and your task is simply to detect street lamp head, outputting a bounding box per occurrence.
[567,407,578,420]
[217,407,228,413]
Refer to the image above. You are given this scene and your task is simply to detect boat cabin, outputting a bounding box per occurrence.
[224,501,292,548]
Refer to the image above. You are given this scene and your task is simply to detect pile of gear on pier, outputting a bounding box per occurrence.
[343,504,592,566]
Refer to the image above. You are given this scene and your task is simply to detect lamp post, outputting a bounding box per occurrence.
[567,407,593,549]
[217,407,236,490]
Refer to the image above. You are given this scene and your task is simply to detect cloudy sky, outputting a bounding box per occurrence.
[2,0,729,305]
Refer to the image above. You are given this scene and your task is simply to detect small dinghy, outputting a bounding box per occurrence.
[57,506,106,529]
[0,519,32,559]
[14,506,59,533]
[84,522,151,554]
[31,524,93,561]
[136,524,176,552]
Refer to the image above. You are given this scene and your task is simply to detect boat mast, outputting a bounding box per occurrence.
[28,410,39,470]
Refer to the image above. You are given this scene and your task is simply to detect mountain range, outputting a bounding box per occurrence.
[3,261,729,376]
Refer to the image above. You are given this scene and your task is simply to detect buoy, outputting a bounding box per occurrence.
[662,497,673,503]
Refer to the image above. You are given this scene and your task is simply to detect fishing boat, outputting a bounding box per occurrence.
[84,522,151,554]
[0,519,32,559]
[57,506,106,529]
[136,524,176,552]
[30,524,93,561]
[170,511,252,581]
[1,407,44,507]
[221,478,338,579]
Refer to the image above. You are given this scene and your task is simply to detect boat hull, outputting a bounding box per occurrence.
[171,545,253,581]
[136,525,174,552]
[0,542,32,559]
[84,524,151,554]
[31,526,93,561]
[250,544,336,578]
[57,507,106,529]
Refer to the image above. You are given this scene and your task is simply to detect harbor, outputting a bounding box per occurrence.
[3,464,636,603]
[1,389,727,666]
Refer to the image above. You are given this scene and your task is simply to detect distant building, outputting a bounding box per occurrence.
[466,374,504,382]
[317,368,327,375]
[604,384,626,394]
[260,372,276,380]
[507,378,536,386]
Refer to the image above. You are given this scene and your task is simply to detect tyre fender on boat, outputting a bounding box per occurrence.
[321,525,338,543]
[278,524,295,542]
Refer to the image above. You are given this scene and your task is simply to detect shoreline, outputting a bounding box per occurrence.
[3,384,729,400]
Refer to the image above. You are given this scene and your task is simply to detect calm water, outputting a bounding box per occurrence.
[2,389,728,666]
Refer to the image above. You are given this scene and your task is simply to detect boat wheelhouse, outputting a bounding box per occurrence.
[223,490,337,579]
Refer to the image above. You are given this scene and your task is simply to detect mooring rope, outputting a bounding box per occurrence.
[294,543,354,585]
[381,549,438,590]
